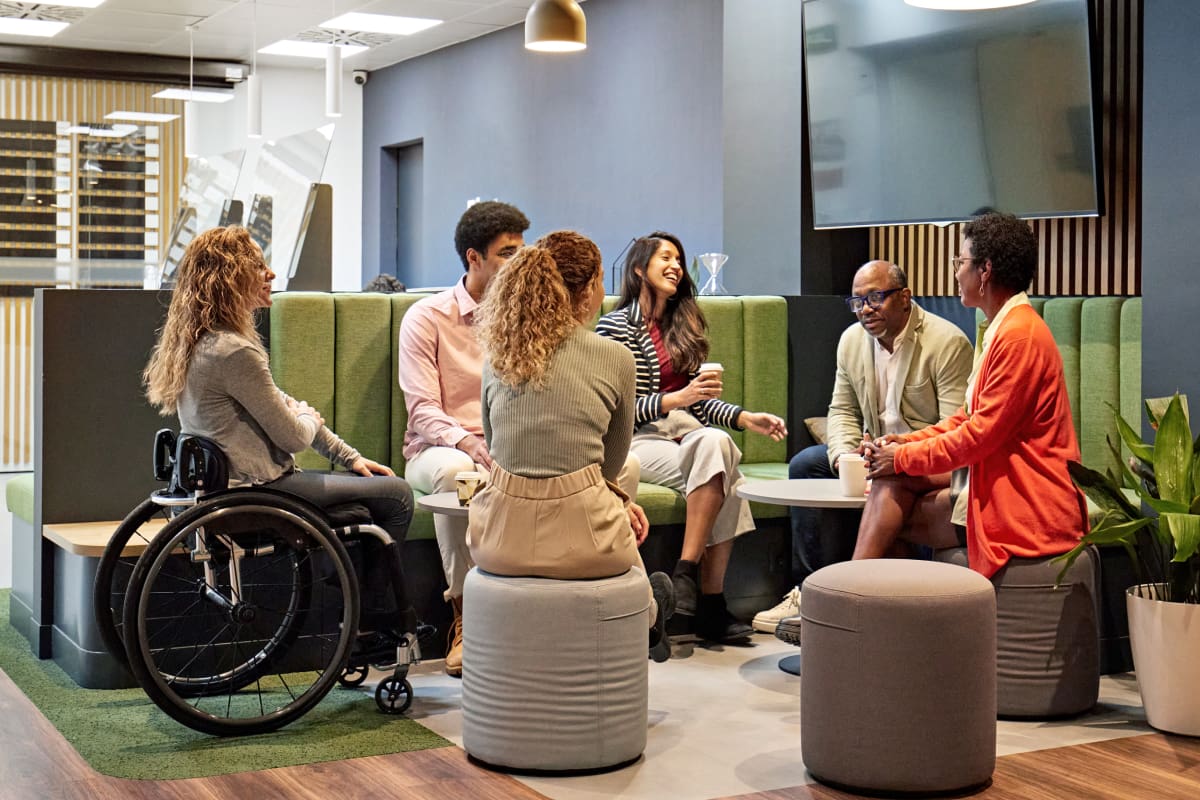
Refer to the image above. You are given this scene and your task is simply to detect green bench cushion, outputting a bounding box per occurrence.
[5,473,34,524]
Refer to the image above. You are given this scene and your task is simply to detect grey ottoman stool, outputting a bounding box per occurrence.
[937,546,1100,717]
[801,559,997,795]
[461,567,649,772]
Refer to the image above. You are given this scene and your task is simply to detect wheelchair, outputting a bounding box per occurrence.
[93,429,429,737]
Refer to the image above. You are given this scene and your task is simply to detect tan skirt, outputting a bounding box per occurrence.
[466,463,643,581]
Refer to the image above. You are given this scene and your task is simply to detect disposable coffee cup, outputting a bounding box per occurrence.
[455,471,483,507]
[838,454,868,497]
[699,362,724,377]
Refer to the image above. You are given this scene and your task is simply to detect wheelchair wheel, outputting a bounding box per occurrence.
[93,498,173,667]
[122,490,360,736]
[338,665,369,688]
[375,676,413,714]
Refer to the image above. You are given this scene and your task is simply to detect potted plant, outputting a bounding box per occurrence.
[1058,393,1200,736]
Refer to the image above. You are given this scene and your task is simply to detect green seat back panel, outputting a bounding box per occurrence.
[5,473,34,524]
[408,489,435,541]
[739,297,788,464]
[389,293,431,476]
[699,297,746,452]
[1119,298,1142,446]
[1079,298,1125,477]
[333,294,393,465]
[1042,298,1085,438]
[270,293,335,470]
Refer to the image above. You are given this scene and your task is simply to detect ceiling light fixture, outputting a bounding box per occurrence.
[259,40,368,59]
[325,1,342,117]
[319,12,441,36]
[525,0,586,52]
[152,87,235,103]
[248,0,262,138]
[105,111,179,123]
[0,18,70,37]
[903,0,1037,9]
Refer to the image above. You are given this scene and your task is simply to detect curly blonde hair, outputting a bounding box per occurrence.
[476,230,601,388]
[143,226,267,414]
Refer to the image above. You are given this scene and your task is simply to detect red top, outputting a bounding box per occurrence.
[648,322,686,393]
[893,304,1087,578]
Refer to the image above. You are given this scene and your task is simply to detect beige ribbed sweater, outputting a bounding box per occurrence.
[482,326,636,482]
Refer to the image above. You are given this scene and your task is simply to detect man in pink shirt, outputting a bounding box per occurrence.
[398,200,529,677]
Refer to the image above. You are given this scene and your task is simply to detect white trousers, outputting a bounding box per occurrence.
[631,426,755,546]
[406,446,487,601]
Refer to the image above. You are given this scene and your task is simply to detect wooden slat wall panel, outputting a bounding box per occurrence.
[870,0,1141,297]
[0,295,32,470]
[0,75,185,262]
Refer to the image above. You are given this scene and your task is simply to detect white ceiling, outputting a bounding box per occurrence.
[1,0,539,72]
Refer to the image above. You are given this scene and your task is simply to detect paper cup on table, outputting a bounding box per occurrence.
[838,454,868,497]
[455,471,483,506]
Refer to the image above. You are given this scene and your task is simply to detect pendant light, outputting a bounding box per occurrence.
[184,26,198,158]
[325,0,342,117]
[247,0,262,138]
[525,0,586,53]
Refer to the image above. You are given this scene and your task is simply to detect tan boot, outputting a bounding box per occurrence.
[444,596,463,677]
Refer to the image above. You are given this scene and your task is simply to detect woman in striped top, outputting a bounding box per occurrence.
[596,231,787,644]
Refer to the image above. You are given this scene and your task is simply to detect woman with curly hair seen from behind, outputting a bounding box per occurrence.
[469,230,676,661]
[596,232,787,644]
[144,225,421,639]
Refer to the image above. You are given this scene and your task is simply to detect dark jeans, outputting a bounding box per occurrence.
[788,445,860,583]
[270,470,416,630]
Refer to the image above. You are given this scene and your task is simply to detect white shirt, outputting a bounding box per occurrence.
[872,307,917,436]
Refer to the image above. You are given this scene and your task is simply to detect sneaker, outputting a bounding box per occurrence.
[752,586,801,634]
[696,593,753,644]
[775,614,803,647]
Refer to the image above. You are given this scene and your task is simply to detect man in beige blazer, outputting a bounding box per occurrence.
[754,260,973,634]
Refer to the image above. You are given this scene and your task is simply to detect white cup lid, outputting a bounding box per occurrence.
[455,471,481,480]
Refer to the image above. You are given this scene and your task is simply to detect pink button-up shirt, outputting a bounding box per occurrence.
[398,277,484,462]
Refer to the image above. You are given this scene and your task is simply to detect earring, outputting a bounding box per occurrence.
[978,283,985,298]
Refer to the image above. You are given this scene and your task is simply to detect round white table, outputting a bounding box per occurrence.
[416,490,470,518]
[737,479,869,674]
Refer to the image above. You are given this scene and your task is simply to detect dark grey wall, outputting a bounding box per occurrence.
[363,0,724,289]
[1142,1,1200,409]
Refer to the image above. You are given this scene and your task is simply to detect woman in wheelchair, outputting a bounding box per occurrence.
[119,225,424,732]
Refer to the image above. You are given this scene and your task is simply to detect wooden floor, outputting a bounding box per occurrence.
[3,666,1199,800]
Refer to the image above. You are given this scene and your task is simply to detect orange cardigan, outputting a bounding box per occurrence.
[893,304,1087,577]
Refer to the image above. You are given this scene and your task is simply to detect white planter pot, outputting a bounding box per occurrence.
[1127,584,1200,736]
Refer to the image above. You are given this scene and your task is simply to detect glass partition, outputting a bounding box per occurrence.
[245,124,334,289]
[160,147,246,286]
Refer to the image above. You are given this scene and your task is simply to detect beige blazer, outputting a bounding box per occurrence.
[826,303,973,469]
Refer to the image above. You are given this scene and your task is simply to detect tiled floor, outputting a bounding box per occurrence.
[393,635,1150,800]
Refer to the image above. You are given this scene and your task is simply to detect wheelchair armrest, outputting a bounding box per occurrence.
[153,428,177,482]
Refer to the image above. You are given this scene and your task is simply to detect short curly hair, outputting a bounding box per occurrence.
[962,211,1038,294]
[453,200,530,270]
[362,273,406,293]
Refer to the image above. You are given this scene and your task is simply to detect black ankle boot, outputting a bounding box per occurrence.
[671,559,699,617]
[696,592,753,644]
[648,572,675,662]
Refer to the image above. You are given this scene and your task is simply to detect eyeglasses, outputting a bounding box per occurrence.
[844,287,902,313]
[951,256,979,269]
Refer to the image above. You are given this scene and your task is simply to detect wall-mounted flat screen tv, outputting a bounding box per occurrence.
[802,0,1100,229]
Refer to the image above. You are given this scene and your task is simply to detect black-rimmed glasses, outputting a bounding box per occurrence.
[844,287,902,313]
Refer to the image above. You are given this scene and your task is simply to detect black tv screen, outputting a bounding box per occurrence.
[802,0,1100,228]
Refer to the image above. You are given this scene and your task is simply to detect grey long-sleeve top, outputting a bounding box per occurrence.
[482,326,636,482]
[177,330,360,486]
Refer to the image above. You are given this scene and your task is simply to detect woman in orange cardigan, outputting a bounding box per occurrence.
[858,212,1087,578]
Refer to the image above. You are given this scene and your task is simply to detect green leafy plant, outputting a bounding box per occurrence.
[1057,393,1200,603]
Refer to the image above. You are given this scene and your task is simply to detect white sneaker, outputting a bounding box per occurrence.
[752,586,802,634]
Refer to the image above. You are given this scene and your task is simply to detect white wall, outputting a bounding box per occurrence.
[193,65,364,290]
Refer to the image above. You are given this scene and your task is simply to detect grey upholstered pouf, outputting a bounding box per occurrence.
[801,559,997,794]
[937,546,1100,717]
[461,567,649,772]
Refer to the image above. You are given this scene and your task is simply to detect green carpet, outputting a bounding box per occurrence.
[0,590,451,780]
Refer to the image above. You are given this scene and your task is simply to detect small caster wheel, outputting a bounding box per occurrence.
[375,677,413,714]
[339,665,369,688]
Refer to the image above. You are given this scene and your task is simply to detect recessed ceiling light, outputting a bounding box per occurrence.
[319,12,441,36]
[105,111,179,123]
[29,0,106,7]
[66,124,138,137]
[259,40,369,59]
[0,19,70,37]
[152,88,236,103]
